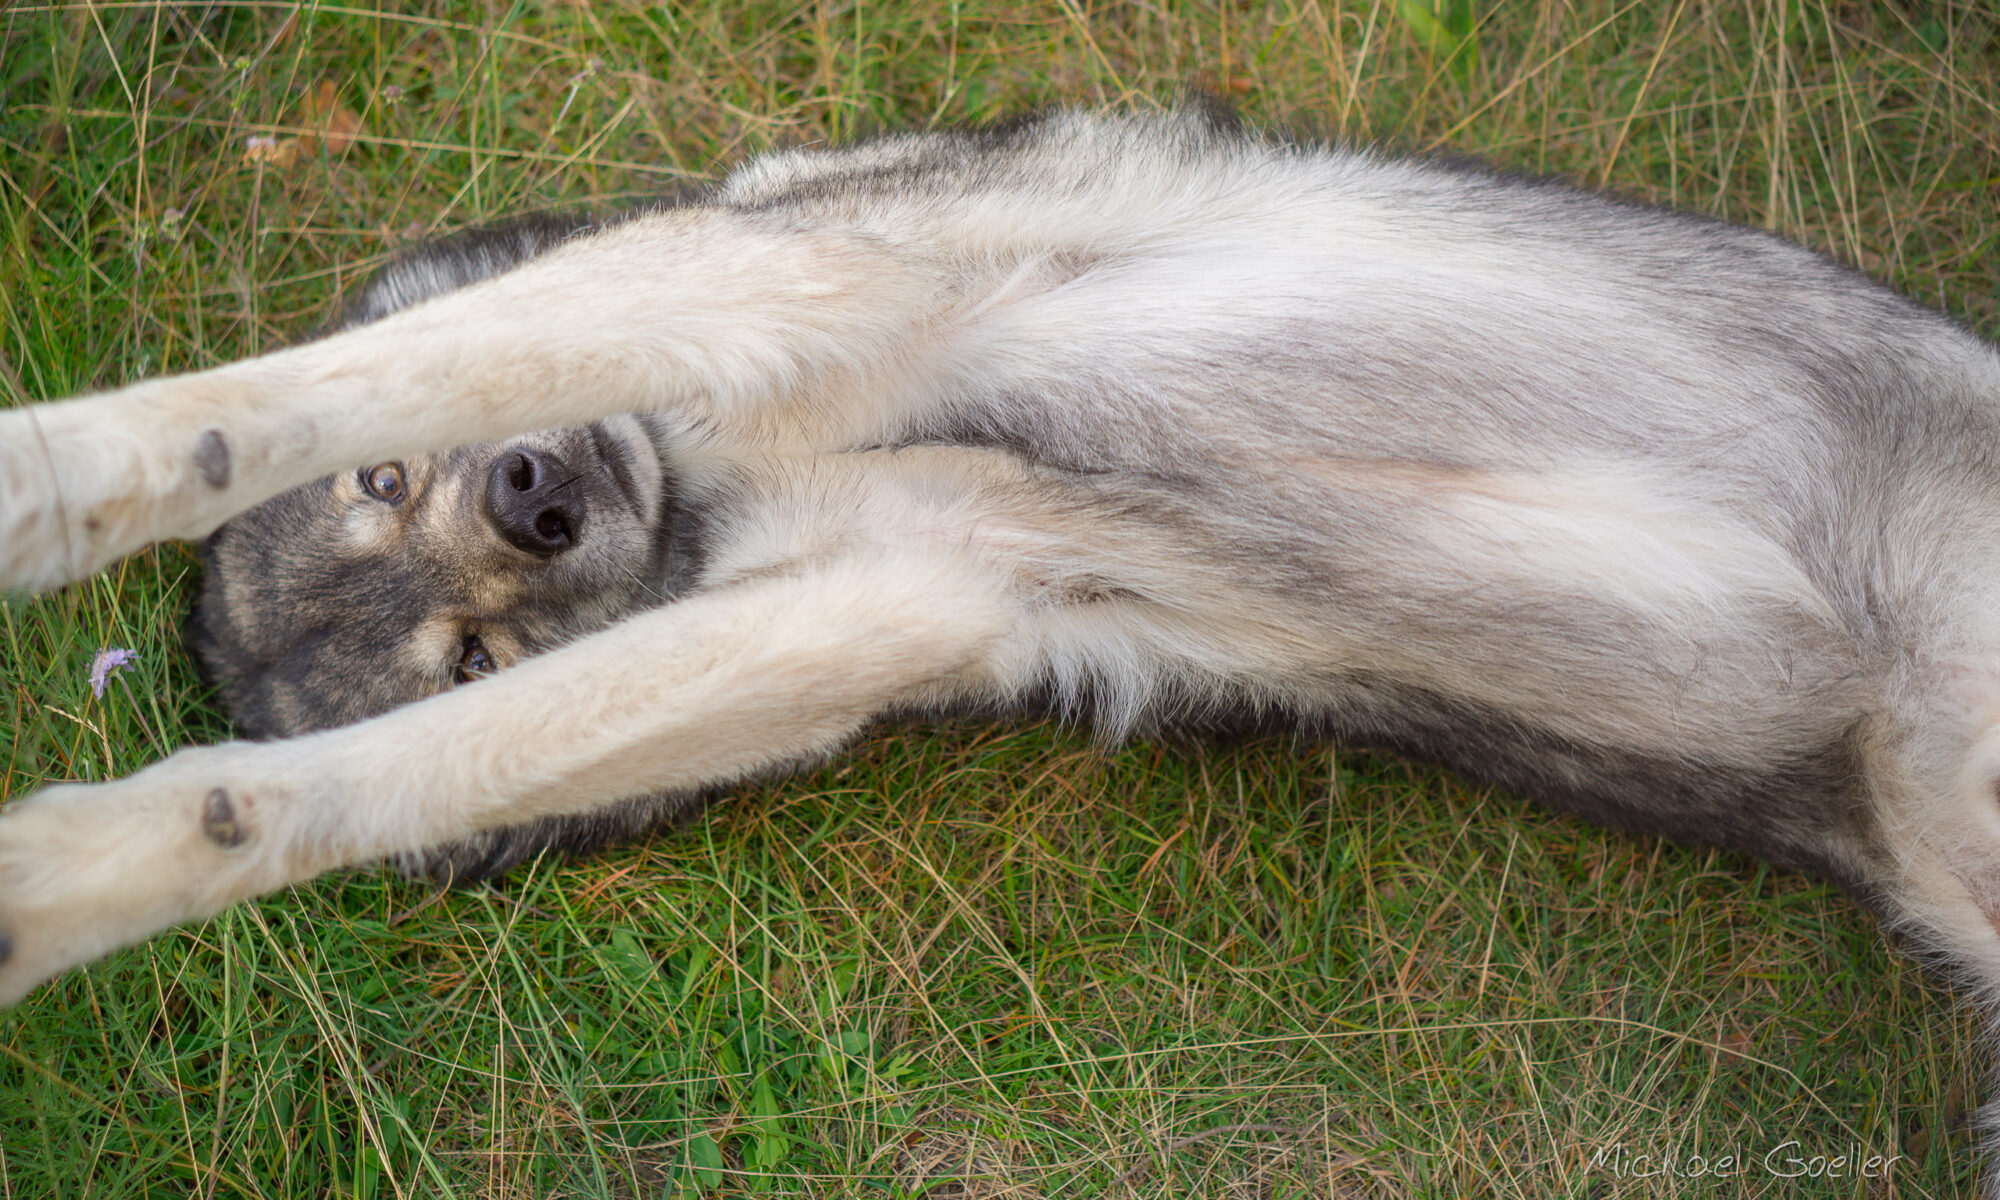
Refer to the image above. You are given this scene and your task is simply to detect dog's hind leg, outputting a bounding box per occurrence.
[0,212,955,593]
[0,549,1016,1004]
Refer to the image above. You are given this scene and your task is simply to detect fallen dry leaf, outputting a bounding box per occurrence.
[321,105,360,153]
[242,81,361,169]
[294,79,363,156]
[1716,1023,1755,1063]
[243,134,300,168]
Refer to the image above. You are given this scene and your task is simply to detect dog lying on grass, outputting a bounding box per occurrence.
[2,102,1998,1180]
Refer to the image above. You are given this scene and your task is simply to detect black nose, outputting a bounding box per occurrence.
[485,448,586,557]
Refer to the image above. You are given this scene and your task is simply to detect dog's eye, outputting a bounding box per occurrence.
[360,462,406,503]
[453,636,495,685]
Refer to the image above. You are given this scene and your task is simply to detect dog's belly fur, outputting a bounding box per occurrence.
[675,428,1880,887]
[379,106,1994,937]
[647,168,1936,890]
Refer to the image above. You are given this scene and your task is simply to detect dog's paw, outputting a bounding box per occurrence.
[0,749,291,1006]
[0,406,108,593]
[0,781,174,1005]
[0,383,252,593]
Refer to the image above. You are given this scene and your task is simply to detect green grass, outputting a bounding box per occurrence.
[2,1,1997,1196]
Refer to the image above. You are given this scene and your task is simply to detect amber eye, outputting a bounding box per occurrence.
[453,635,496,685]
[360,462,406,503]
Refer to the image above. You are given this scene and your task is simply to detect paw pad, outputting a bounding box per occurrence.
[192,429,231,489]
[201,788,245,847]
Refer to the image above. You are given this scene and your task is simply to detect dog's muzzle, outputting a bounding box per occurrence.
[485,447,585,557]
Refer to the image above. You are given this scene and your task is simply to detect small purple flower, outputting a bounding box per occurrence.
[89,647,137,699]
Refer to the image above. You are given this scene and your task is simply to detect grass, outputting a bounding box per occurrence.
[1,0,1996,1196]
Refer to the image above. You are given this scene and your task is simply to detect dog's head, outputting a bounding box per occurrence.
[191,419,674,738]
[191,216,676,738]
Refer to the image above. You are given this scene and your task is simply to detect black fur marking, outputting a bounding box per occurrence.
[192,430,231,489]
[201,788,245,848]
[403,789,707,887]
[0,931,11,968]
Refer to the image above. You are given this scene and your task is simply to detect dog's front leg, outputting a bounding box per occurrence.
[0,213,951,593]
[0,552,1015,1005]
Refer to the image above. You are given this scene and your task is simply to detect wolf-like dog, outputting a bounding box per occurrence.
[2,103,2000,1176]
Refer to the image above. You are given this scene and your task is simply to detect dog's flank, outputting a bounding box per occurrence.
[3,104,2000,1183]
